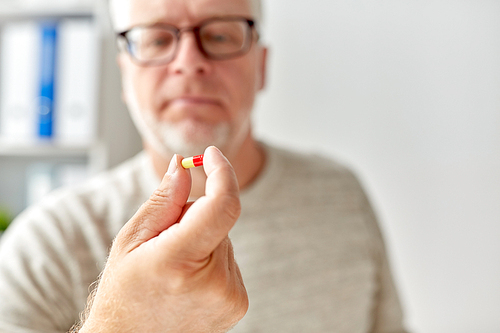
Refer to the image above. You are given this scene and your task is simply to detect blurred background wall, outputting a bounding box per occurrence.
[253,1,500,332]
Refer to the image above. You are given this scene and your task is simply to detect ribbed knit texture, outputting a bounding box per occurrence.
[0,145,407,333]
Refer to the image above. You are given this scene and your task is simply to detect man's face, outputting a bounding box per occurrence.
[119,0,266,158]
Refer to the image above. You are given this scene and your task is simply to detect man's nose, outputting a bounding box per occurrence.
[169,32,211,75]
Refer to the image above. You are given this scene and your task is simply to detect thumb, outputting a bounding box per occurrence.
[113,154,192,255]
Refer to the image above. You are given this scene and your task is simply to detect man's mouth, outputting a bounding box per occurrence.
[168,96,222,108]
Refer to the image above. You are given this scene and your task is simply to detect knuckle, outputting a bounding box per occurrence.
[149,187,174,206]
[111,216,143,254]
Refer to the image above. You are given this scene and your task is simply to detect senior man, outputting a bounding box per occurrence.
[0,0,407,332]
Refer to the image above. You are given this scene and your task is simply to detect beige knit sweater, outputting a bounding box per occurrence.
[0,144,407,333]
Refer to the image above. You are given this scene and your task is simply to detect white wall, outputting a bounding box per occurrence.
[253,1,500,332]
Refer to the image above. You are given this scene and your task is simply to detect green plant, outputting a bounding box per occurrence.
[0,207,12,232]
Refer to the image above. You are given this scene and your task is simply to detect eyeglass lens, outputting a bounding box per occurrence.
[125,19,250,64]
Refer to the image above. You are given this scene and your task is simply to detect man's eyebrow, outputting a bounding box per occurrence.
[148,20,176,27]
[133,14,244,28]
[133,19,174,27]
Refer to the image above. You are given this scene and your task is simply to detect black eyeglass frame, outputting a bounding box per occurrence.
[116,16,258,66]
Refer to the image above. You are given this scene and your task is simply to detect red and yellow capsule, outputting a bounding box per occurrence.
[181,154,204,169]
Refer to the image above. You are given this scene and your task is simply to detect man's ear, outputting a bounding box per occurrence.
[257,46,268,91]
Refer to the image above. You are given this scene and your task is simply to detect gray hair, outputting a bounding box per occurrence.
[109,0,263,32]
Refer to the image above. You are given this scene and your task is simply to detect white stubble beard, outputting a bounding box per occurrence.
[123,76,232,158]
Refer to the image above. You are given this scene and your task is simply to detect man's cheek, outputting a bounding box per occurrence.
[135,85,154,110]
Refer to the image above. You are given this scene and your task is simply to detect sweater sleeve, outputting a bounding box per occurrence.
[355,177,408,333]
[0,153,149,333]
[0,202,89,333]
[371,243,408,333]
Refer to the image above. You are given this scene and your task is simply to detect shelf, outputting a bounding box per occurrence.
[0,143,93,157]
[0,4,95,21]
[0,1,141,217]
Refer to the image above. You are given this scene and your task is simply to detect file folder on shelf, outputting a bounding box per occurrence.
[0,21,40,145]
[37,22,58,139]
[54,18,98,147]
[0,18,98,148]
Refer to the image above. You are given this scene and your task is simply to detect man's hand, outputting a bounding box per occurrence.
[78,146,247,332]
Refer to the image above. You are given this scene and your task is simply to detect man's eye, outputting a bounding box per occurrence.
[147,37,171,47]
[152,38,169,46]
[141,32,175,48]
[210,34,228,42]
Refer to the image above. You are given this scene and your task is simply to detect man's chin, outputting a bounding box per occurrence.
[154,122,231,158]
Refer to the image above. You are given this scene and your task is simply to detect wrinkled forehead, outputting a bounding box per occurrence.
[110,0,258,31]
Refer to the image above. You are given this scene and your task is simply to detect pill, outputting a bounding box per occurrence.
[181,154,204,169]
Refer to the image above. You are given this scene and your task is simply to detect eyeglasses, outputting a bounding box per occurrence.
[117,16,258,66]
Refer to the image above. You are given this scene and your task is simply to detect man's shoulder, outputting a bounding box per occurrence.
[266,144,358,181]
[244,143,366,207]
[79,151,153,196]
[48,151,151,205]
[10,152,154,236]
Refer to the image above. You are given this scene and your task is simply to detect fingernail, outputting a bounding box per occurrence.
[209,145,221,153]
[208,146,223,157]
[166,154,178,175]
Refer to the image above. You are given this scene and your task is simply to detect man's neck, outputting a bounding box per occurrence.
[147,135,266,199]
